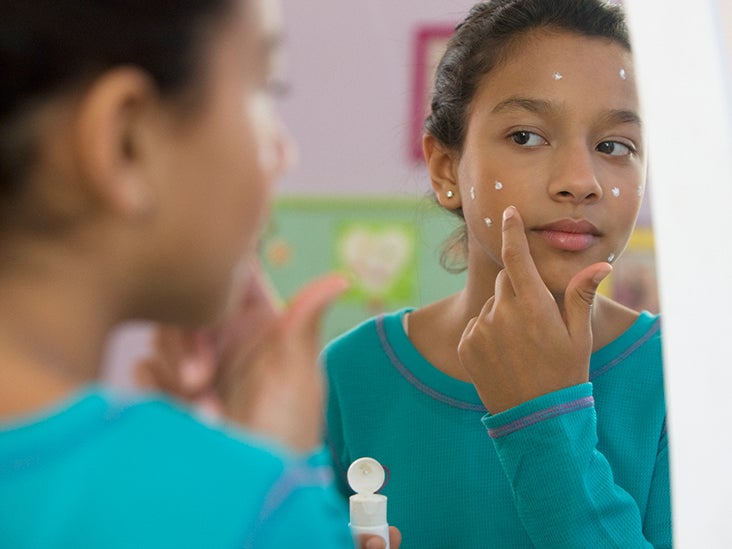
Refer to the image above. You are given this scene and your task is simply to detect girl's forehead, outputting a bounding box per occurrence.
[474,30,638,111]
[501,29,632,77]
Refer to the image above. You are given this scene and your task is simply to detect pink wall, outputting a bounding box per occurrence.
[277,0,476,196]
[277,0,653,225]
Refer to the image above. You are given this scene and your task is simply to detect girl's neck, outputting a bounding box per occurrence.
[406,271,637,383]
[405,290,481,382]
[0,254,119,419]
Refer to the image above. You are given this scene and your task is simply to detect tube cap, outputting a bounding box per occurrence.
[348,457,387,528]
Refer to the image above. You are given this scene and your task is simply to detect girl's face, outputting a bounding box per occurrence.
[456,29,645,295]
[149,0,292,322]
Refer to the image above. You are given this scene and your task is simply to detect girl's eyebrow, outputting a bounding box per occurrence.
[598,108,643,128]
[492,96,554,115]
[492,95,642,128]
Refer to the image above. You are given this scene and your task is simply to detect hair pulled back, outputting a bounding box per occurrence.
[0,0,232,197]
[426,0,631,272]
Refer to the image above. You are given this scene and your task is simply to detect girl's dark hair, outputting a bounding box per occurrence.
[0,0,232,198]
[426,0,630,272]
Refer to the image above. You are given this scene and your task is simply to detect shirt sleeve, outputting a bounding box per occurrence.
[482,382,671,548]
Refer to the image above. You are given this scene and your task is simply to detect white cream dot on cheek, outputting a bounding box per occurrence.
[637,185,644,197]
[494,181,503,190]
[619,68,627,80]
[484,217,493,228]
[611,187,621,198]
[470,186,476,200]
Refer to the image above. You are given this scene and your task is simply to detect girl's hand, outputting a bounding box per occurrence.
[214,271,348,451]
[457,206,612,414]
[359,526,403,549]
[135,261,348,452]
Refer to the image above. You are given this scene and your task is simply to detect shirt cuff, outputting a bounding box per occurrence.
[481,383,594,439]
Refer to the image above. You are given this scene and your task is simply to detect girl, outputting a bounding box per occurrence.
[325,0,670,547]
[0,0,398,547]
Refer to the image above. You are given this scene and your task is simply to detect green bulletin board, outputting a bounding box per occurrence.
[261,196,659,345]
[261,196,467,344]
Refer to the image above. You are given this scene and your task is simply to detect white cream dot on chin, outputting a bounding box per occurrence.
[494,181,503,190]
[484,217,493,228]
[608,253,616,263]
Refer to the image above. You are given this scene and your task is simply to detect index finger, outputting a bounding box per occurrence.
[500,205,545,297]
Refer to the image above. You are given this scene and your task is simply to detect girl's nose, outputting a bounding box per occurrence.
[272,116,298,179]
[547,144,603,204]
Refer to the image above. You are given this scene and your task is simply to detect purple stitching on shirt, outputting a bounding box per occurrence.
[590,317,661,380]
[376,315,487,412]
[487,396,595,439]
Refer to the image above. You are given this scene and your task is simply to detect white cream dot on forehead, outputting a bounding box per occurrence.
[553,72,563,80]
[612,187,621,197]
[484,217,493,228]
[494,181,503,190]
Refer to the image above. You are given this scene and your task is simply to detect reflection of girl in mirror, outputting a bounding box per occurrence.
[0,1,398,547]
[325,0,670,547]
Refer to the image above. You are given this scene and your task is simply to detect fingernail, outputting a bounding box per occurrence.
[365,538,385,549]
[593,264,613,284]
[503,206,516,221]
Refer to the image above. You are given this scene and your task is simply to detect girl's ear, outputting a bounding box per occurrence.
[72,67,159,219]
[423,133,461,210]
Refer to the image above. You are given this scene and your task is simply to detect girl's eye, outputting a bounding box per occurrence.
[596,141,633,156]
[510,130,546,147]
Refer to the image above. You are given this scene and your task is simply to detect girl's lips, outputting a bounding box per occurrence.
[536,230,598,251]
[533,219,601,252]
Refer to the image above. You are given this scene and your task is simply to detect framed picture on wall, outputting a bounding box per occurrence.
[409,24,455,162]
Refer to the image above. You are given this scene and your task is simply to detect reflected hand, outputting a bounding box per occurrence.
[457,206,612,414]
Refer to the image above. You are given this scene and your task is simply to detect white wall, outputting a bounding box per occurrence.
[626,0,732,546]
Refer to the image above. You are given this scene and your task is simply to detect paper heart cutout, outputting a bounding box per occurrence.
[340,227,411,294]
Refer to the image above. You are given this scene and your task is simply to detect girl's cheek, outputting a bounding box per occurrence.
[474,179,509,229]
[247,95,287,177]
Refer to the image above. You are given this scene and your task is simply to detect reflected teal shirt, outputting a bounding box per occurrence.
[325,309,671,548]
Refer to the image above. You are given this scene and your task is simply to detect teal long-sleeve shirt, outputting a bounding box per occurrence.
[324,309,670,548]
[0,387,353,548]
